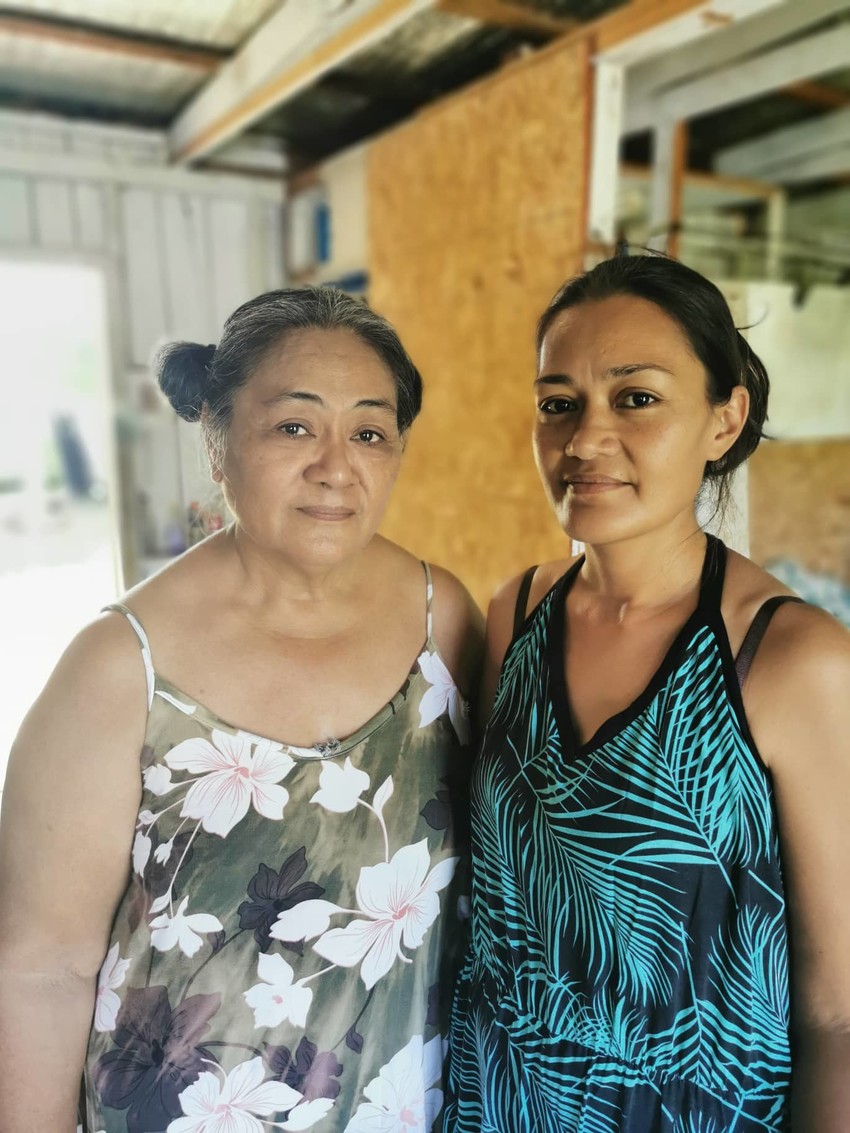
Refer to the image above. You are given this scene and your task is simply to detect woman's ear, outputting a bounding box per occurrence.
[708,385,749,462]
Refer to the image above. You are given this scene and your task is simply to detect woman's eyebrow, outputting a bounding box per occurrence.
[535,362,674,387]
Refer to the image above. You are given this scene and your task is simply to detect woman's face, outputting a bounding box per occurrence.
[218,327,404,568]
[533,294,747,548]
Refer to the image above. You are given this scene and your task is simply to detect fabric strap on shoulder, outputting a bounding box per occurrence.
[513,566,538,638]
[422,561,434,642]
[103,602,155,710]
[734,595,804,688]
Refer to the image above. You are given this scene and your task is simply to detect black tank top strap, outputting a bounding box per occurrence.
[513,566,538,638]
[734,595,804,688]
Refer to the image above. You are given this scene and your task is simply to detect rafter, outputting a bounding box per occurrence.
[784,80,850,111]
[170,0,432,165]
[434,0,575,37]
[0,9,227,71]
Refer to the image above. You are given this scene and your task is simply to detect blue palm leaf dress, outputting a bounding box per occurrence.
[444,537,795,1132]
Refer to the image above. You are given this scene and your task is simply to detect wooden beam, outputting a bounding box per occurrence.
[667,120,687,257]
[170,0,431,165]
[650,22,850,125]
[648,117,687,254]
[625,0,846,132]
[587,59,625,246]
[784,80,850,110]
[0,144,283,201]
[621,160,776,199]
[594,0,776,57]
[723,144,850,185]
[717,104,850,178]
[0,10,225,71]
[434,0,576,37]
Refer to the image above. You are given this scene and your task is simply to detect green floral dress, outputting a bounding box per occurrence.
[79,564,471,1133]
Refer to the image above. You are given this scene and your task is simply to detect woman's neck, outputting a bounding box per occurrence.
[577,524,708,621]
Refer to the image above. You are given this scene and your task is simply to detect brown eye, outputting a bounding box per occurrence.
[540,398,575,415]
[620,392,656,409]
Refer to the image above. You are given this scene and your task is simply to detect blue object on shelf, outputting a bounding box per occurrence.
[315,200,331,264]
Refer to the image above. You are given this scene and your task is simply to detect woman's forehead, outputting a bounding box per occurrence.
[540,295,697,369]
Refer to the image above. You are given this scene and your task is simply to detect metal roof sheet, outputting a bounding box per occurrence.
[0,0,282,49]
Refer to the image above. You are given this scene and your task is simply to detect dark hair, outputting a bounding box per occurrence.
[156,287,423,466]
[536,253,769,509]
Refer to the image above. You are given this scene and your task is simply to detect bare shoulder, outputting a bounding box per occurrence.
[39,608,149,710]
[732,551,850,769]
[9,608,149,776]
[488,556,577,640]
[723,547,846,648]
[751,598,850,700]
[427,563,485,698]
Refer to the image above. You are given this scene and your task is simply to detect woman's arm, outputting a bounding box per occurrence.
[0,614,146,1132]
[429,566,485,712]
[745,604,850,1129]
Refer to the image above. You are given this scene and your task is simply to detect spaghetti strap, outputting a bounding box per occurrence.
[734,595,804,688]
[513,566,538,638]
[422,561,434,643]
[103,602,155,709]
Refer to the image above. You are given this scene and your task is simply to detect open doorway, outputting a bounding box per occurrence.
[0,258,119,787]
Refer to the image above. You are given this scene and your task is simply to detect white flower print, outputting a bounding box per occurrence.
[93,942,130,1033]
[168,1057,321,1133]
[310,757,370,814]
[154,838,174,865]
[344,1033,443,1132]
[244,952,313,1030]
[132,831,152,876]
[150,896,223,958]
[283,1098,335,1130]
[165,730,295,837]
[274,841,458,990]
[417,651,470,744]
[143,764,177,796]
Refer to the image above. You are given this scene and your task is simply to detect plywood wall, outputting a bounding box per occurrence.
[368,37,591,607]
[749,439,850,583]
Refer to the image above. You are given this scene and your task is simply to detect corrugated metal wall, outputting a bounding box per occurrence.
[0,111,284,581]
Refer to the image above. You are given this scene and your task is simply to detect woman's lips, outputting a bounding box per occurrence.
[298,506,355,520]
[565,477,628,495]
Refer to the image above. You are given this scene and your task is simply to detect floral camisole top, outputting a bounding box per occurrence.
[79,563,471,1133]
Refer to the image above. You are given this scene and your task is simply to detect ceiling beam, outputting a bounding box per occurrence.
[624,0,850,132]
[169,0,432,165]
[434,0,576,37]
[729,144,850,184]
[643,22,850,127]
[0,143,283,200]
[784,80,850,110]
[716,104,850,177]
[595,0,779,63]
[0,9,226,71]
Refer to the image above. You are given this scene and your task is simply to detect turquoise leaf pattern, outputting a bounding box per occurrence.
[444,558,791,1132]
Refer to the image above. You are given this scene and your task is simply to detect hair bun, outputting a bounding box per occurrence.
[154,341,215,422]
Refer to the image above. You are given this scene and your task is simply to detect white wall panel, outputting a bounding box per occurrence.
[33,179,74,246]
[207,197,252,332]
[160,193,215,342]
[73,182,107,250]
[0,174,32,243]
[122,188,170,365]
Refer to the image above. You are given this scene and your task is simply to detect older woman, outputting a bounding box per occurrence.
[444,254,850,1131]
[0,287,482,1133]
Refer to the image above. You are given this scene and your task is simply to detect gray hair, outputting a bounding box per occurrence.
[156,286,423,471]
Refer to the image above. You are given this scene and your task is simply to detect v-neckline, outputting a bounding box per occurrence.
[546,536,725,757]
